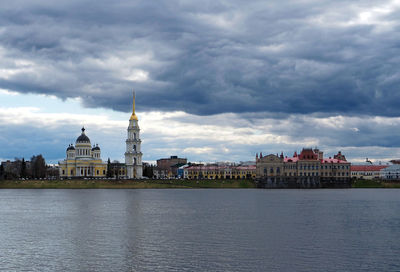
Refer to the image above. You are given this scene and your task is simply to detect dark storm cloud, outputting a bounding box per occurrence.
[0,0,399,116]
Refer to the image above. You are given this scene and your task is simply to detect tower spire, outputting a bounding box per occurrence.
[130,89,138,121]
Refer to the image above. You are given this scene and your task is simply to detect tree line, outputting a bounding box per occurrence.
[0,155,50,180]
[0,156,155,180]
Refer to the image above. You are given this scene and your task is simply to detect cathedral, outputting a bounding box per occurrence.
[59,90,143,179]
[59,127,108,178]
[125,91,143,178]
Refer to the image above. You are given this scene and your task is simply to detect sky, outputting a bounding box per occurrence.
[1,0,400,164]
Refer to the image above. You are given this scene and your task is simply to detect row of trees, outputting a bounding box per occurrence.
[143,164,154,178]
[1,156,155,180]
[0,155,47,180]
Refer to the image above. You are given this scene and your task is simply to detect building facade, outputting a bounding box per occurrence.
[256,148,351,188]
[155,156,187,178]
[59,128,107,178]
[184,164,256,180]
[108,161,127,178]
[351,165,388,179]
[125,91,143,179]
[380,164,400,180]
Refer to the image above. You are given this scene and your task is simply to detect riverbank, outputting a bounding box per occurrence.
[352,179,400,188]
[1,178,399,189]
[0,179,257,189]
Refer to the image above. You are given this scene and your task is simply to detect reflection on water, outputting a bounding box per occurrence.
[0,189,399,272]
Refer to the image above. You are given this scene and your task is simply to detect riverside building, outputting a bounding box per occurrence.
[125,91,143,178]
[184,164,256,179]
[380,164,400,180]
[351,165,388,179]
[154,156,187,178]
[256,149,351,188]
[59,128,107,178]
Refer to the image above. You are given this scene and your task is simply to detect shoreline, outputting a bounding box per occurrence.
[0,179,257,189]
[0,178,399,189]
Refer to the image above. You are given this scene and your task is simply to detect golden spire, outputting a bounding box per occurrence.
[130,89,138,121]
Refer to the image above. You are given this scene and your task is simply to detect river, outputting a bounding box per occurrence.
[0,189,399,271]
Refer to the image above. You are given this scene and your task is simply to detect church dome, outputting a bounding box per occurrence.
[92,144,100,151]
[76,127,91,143]
[67,144,75,151]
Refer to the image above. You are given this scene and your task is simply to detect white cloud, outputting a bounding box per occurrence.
[0,88,19,96]
[125,69,149,82]
[0,106,126,130]
[183,147,214,154]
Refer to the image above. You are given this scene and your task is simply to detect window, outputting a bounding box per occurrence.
[71,170,73,175]
[62,170,65,175]
[103,170,106,175]
[97,170,99,175]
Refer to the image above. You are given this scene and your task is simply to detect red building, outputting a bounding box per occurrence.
[256,148,351,188]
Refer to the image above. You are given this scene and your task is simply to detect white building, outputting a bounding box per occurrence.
[125,91,143,178]
[380,164,400,180]
[351,165,387,179]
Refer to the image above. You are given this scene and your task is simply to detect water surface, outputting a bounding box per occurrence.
[0,189,399,271]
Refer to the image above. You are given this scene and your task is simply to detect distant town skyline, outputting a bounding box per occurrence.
[1,0,400,164]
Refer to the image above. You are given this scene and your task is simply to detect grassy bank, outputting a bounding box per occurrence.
[0,178,257,189]
[352,179,400,188]
[2,178,399,189]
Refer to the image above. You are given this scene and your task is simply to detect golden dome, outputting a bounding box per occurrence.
[130,113,138,121]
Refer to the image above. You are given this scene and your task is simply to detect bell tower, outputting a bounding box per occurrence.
[125,90,143,178]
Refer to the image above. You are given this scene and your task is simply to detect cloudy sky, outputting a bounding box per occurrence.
[1,0,400,164]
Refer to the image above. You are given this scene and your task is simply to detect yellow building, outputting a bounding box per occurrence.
[184,165,256,179]
[59,127,107,178]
